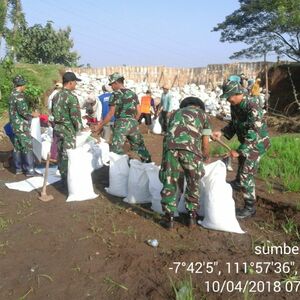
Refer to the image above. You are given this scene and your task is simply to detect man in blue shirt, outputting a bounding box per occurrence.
[98,85,115,142]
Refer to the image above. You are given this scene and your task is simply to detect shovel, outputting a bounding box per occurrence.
[211,137,234,171]
[212,137,232,152]
[39,153,54,202]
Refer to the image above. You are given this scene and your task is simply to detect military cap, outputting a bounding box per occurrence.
[62,72,81,83]
[108,72,124,85]
[221,81,244,99]
[13,75,27,86]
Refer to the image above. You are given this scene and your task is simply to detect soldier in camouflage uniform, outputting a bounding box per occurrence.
[9,75,40,176]
[52,72,83,187]
[212,81,271,219]
[160,97,211,229]
[92,73,151,163]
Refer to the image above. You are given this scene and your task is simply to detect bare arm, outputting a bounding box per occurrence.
[91,106,115,134]
[136,104,141,120]
[202,135,210,162]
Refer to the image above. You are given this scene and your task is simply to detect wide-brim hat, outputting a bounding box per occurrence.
[221,81,244,99]
[13,75,27,86]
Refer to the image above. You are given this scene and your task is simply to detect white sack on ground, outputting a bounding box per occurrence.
[152,118,162,134]
[5,166,60,192]
[67,146,98,202]
[124,159,153,204]
[105,152,129,197]
[145,164,164,214]
[198,160,244,234]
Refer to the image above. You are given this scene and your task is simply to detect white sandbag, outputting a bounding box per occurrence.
[152,118,162,134]
[41,140,52,161]
[67,146,98,202]
[31,117,42,161]
[124,159,153,204]
[198,161,244,234]
[30,117,41,142]
[90,139,110,170]
[76,130,91,148]
[98,139,110,166]
[105,152,129,197]
[41,127,53,160]
[94,99,102,121]
[145,164,164,213]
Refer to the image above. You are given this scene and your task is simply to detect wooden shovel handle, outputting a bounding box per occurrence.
[41,153,50,195]
[213,137,232,152]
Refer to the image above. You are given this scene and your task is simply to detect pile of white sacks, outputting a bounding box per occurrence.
[67,131,243,234]
[68,72,232,120]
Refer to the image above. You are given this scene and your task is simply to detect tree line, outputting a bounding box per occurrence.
[0,0,79,66]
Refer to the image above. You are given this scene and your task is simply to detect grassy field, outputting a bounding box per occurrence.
[14,63,63,94]
[211,134,300,192]
[0,63,63,117]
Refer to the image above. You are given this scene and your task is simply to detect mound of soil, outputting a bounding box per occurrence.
[267,63,300,116]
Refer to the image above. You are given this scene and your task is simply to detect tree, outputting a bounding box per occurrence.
[15,21,80,66]
[5,0,26,60]
[212,0,300,62]
[0,0,26,56]
[0,1,8,46]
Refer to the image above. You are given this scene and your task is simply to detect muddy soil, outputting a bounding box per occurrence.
[0,120,300,300]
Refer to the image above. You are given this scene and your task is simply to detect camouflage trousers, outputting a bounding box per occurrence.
[54,130,76,180]
[13,131,32,153]
[159,149,205,213]
[111,118,151,162]
[236,155,261,201]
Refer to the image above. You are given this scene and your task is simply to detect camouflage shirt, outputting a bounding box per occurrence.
[165,106,212,157]
[222,95,270,159]
[9,88,32,134]
[109,88,138,119]
[52,88,83,135]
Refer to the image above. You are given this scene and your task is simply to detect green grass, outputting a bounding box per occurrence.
[0,216,13,231]
[211,134,300,192]
[170,276,195,300]
[0,63,63,117]
[259,134,300,192]
[14,63,63,94]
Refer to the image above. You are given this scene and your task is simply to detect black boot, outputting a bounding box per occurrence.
[22,151,35,177]
[188,211,197,228]
[229,179,242,191]
[13,151,23,174]
[57,176,68,194]
[160,212,175,230]
[236,199,256,219]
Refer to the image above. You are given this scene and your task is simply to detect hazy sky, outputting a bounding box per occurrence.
[21,0,267,67]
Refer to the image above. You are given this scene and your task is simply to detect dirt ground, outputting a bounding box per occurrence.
[0,119,300,300]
